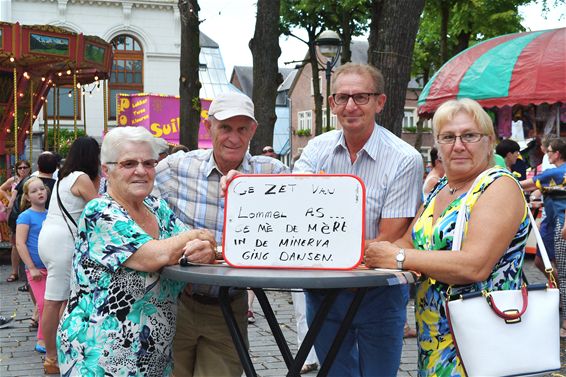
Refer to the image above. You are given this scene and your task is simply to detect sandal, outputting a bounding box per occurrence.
[29,318,39,328]
[17,283,29,292]
[44,356,60,374]
[6,273,18,282]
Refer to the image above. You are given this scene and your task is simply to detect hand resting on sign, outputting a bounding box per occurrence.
[220,169,242,197]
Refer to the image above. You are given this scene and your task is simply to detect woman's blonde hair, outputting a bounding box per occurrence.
[20,177,48,211]
[432,98,496,149]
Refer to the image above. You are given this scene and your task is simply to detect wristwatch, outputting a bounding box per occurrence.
[395,248,406,270]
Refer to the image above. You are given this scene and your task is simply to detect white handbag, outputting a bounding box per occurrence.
[445,174,561,377]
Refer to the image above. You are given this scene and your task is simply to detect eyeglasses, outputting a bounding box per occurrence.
[437,133,485,144]
[17,166,30,170]
[332,93,380,105]
[263,148,274,153]
[547,149,556,154]
[107,159,158,170]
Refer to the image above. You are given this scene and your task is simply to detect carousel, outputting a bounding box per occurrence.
[0,21,112,167]
[0,21,112,242]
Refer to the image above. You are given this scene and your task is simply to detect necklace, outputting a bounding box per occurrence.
[447,184,465,195]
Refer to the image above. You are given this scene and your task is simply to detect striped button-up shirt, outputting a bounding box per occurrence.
[293,125,423,240]
[154,149,290,243]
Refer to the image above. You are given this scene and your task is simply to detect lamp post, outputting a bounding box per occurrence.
[315,30,341,133]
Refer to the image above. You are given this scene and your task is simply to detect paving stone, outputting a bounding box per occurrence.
[0,257,561,376]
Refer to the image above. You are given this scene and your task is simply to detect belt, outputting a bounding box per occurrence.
[184,291,244,306]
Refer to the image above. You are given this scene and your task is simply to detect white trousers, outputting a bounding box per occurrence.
[292,291,319,365]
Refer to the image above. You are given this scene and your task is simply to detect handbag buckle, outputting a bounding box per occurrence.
[503,309,521,324]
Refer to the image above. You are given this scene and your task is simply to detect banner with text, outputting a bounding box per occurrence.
[117,93,212,148]
[223,174,366,270]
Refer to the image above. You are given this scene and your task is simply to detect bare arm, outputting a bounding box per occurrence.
[365,208,420,254]
[366,176,525,285]
[15,223,42,280]
[0,177,15,202]
[122,229,216,272]
[519,178,536,191]
[70,174,99,202]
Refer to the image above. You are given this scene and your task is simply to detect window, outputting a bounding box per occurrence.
[109,35,143,119]
[46,86,81,119]
[322,109,337,130]
[310,76,322,96]
[298,110,312,131]
[403,108,416,129]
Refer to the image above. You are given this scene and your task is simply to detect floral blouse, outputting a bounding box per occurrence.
[412,169,529,376]
[57,194,188,376]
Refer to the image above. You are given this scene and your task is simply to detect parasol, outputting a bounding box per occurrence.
[418,27,566,116]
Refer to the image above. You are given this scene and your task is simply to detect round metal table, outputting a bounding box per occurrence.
[163,265,416,377]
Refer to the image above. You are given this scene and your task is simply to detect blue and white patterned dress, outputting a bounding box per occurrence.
[57,194,188,376]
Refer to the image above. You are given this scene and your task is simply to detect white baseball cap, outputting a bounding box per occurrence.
[208,92,257,123]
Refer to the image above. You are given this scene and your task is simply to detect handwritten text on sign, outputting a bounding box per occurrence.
[223,174,365,270]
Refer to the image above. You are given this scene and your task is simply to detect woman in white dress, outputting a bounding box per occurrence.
[38,137,100,374]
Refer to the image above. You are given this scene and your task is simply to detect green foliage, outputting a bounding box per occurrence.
[412,0,532,82]
[296,129,312,137]
[403,126,431,133]
[46,128,86,158]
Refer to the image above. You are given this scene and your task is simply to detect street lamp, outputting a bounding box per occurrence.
[315,30,341,133]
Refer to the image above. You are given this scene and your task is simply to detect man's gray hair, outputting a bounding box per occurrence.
[101,126,159,164]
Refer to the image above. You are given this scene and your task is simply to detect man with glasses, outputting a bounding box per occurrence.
[293,63,423,376]
[153,92,289,377]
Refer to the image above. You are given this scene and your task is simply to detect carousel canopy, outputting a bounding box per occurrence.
[418,27,566,116]
[0,22,112,155]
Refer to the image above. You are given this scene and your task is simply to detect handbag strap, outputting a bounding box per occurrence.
[56,180,78,236]
[452,168,555,286]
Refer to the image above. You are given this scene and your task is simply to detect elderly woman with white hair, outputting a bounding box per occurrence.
[56,127,216,376]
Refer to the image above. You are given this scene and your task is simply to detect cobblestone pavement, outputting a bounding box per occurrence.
[0,256,564,376]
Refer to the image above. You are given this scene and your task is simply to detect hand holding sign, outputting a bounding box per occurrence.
[223,174,365,270]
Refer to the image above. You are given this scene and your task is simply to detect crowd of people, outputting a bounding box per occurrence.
[0,62,562,376]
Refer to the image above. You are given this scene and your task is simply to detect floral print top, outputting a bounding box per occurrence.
[412,169,529,377]
[57,194,188,376]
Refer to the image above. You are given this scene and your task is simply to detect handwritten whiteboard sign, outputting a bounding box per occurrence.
[223,174,365,270]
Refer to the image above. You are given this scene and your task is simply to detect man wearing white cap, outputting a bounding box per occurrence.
[154,91,289,376]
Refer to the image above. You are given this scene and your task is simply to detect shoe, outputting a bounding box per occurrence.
[35,343,46,353]
[6,273,18,282]
[247,310,256,324]
[404,324,417,338]
[44,356,60,374]
[300,363,318,374]
[0,315,14,329]
[17,283,29,292]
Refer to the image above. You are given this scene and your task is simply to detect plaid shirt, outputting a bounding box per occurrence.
[154,149,290,243]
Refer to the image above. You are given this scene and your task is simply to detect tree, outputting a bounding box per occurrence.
[178,0,201,150]
[280,0,371,136]
[413,0,535,84]
[325,0,371,65]
[368,0,425,136]
[249,0,282,155]
[280,0,325,136]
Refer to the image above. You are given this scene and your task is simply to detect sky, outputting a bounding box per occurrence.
[198,0,565,79]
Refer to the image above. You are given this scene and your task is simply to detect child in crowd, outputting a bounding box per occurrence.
[15,177,49,353]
